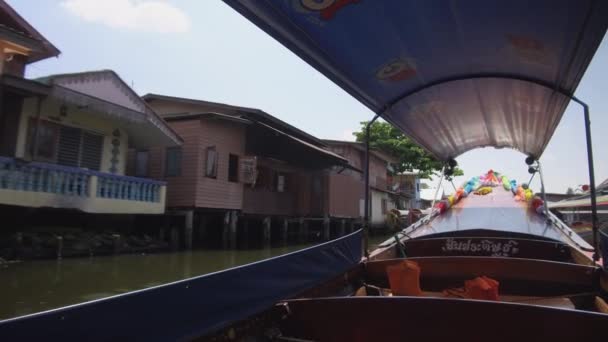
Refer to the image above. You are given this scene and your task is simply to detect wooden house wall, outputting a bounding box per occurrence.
[369,154,388,189]
[146,97,340,216]
[324,143,390,218]
[294,172,313,216]
[195,119,245,210]
[327,172,363,218]
[242,160,317,217]
[3,54,27,77]
[148,120,200,208]
[146,99,246,210]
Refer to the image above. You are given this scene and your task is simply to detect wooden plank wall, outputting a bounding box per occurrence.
[195,119,245,210]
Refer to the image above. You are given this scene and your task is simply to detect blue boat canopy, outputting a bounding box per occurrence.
[223,0,608,160]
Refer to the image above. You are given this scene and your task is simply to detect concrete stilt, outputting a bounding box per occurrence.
[349,220,355,233]
[222,211,230,249]
[229,211,238,249]
[56,236,63,259]
[159,227,165,242]
[198,214,207,244]
[112,234,121,254]
[185,210,194,250]
[170,227,179,250]
[16,232,23,248]
[298,218,307,243]
[263,217,272,248]
[282,218,289,245]
[323,216,331,241]
[340,219,346,237]
[243,218,249,249]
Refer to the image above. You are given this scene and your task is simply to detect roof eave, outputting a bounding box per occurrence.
[143,93,326,147]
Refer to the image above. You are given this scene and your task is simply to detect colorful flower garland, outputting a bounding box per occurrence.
[433,170,545,215]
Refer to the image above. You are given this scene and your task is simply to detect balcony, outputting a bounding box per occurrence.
[0,156,166,214]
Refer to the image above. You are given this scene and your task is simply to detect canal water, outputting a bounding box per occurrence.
[0,232,394,320]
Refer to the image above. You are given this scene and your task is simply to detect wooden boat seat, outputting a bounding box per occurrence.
[279,297,608,341]
[422,291,576,310]
[354,286,576,309]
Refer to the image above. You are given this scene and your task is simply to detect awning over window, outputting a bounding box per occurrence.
[247,121,349,168]
[223,0,608,160]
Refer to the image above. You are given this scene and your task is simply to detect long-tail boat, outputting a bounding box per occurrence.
[2,0,608,340]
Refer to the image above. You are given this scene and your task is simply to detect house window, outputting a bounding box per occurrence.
[205,146,218,178]
[381,198,388,214]
[276,173,286,192]
[228,154,239,183]
[28,119,59,161]
[57,125,82,167]
[135,150,149,177]
[28,119,103,170]
[165,147,182,177]
[79,131,103,171]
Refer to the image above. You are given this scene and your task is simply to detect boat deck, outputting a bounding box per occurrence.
[408,187,590,248]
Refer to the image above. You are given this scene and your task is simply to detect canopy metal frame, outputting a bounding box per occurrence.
[363,74,600,261]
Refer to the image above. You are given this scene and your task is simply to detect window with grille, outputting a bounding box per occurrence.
[80,132,103,170]
[28,119,103,170]
[27,119,59,161]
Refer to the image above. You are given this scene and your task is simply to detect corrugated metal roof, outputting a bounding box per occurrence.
[256,121,348,165]
[143,93,327,148]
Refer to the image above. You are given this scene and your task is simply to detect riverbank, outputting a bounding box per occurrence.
[0,230,170,261]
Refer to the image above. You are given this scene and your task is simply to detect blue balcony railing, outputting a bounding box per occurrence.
[96,174,163,202]
[0,156,165,203]
[0,157,90,196]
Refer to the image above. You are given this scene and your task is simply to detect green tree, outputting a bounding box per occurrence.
[353,121,463,179]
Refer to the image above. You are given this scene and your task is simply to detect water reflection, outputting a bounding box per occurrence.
[1,232,394,320]
[0,244,312,320]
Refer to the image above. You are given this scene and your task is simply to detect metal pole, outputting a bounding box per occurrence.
[536,160,549,217]
[580,103,599,262]
[527,172,536,187]
[450,180,457,192]
[430,166,445,214]
[364,114,380,257]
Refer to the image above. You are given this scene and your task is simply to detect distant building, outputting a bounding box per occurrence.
[141,94,350,248]
[389,171,422,209]
[0,3,180,215]
[322,140,398,229]
[419,183,444,209]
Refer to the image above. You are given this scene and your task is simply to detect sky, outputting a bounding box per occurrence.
[10,0,608,194]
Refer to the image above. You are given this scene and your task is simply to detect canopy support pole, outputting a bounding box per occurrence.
[527,172,536,186]
[430,166,446,214]
[536,160,549,217]
[364,114,380,258]
[572,100,599,262]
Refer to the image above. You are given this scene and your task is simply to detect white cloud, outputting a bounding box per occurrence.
[61,0,191,33]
